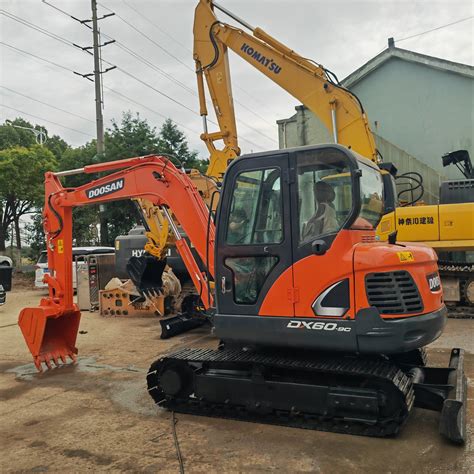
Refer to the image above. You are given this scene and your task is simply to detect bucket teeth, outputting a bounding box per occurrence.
[34,357,43,373]
[33,349,78,372]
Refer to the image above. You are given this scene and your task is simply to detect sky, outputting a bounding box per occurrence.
[1,0,473,159]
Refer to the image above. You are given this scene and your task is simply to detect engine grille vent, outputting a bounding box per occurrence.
[361,234,376,243]
[365,271,423,315]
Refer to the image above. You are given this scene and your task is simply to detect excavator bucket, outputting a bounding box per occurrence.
[126,254,167,296]
[18,302,81,372]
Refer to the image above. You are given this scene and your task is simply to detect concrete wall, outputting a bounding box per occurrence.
[348,57,473,179]
[277,105,332,149]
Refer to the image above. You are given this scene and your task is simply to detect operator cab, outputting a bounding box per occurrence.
[215,144,384,316]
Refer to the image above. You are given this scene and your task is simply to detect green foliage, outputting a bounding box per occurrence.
[24,213,44,259]
[1,112,203,249]
[0,118,37,149]
[157,118,205,171]
[0,145,57,250]
[60,142,102,246]
[0,145,57,203]
[45,134,69,161]
[105,111,160,161]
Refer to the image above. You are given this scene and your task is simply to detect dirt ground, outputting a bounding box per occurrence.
[1,286,473,473]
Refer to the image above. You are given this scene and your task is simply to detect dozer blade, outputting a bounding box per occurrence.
[18,303,81,372]
[439,348,467,444]
[412,347,467,444]
[160,313,208,339]
[127,254,166,296]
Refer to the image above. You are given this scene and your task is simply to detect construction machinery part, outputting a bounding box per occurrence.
[160,294,211,339]
[18,154,215,371]
[127,254,167,297]
[411,348,467,444]
[148,348,414,438]
[147,347,466,443]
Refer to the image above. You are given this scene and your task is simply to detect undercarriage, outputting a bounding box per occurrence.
[147,347,466,444]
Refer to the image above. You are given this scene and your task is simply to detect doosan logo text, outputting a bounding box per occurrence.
[87,178,125,199]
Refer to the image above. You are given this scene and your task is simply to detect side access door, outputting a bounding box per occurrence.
[215,153,294,317]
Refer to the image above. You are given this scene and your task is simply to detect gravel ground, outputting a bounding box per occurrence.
[0,285,473,473]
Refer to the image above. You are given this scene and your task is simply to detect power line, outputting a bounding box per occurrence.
[0,9,115,68]
[41,0,90,27]
[1,27,265,150]
[0,9,78,49]
[1,105,94,137]
[99,1,277,140]
[0,41,76,73]
[0,40,198,136]
[0,41,201,142]
[396,15,474,43]
[115,67,198,115]
[40,1,196,98]
[98,2,194,72]
[121,0,191,54]
[1,86,95,123]
[103,1,278,133]
[118,0,282,119]
[0,12,199,121]
[112,42,196,96]
[104,86,200,136]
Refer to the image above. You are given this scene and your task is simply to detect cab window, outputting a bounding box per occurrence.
[296,149,352,244]
[226,168,283,245]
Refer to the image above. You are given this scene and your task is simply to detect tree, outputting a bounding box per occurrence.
[94,113,205,246]
[105,111,160,161]
[59,142,101,246]
[0,118,38,149]
[45,134,69,161]
[157,118,205,171]
[0,146,57,250]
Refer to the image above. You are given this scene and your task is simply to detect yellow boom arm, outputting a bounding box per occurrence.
[194,0,378,179]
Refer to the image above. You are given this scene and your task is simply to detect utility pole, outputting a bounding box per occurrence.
[71,2,116,245]
[72,1,115,156]
[91,0,104,155]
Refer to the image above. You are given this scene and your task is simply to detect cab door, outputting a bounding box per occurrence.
[215,153,294,316]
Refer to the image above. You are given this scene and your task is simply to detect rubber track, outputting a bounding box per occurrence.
[439,261,474,274]
[147,348,414,438]
[447,307,474,319]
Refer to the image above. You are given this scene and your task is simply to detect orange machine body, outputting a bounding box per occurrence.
[259,230,442,319]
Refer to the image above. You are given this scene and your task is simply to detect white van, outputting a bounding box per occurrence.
[35,247,115,289]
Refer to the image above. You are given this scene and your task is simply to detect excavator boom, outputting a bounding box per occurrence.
[194,0,378,179]
[19,155,215,371]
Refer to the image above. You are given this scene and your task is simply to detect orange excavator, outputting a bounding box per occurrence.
[19,147,466,443]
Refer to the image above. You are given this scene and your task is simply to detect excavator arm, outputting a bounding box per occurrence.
[19,155,215,371]
[194,0,379,178]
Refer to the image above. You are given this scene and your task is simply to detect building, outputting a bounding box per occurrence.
[277,41,474,202]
